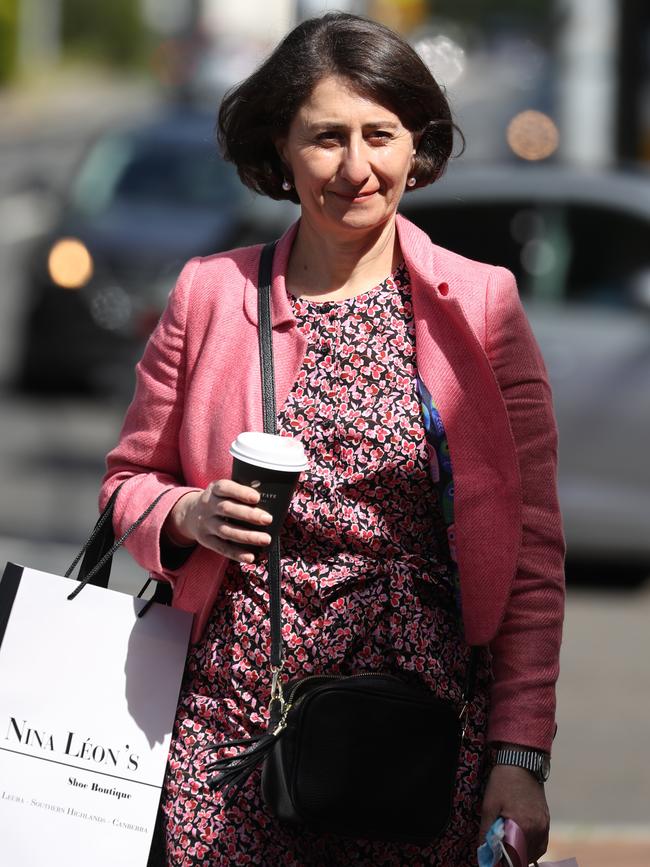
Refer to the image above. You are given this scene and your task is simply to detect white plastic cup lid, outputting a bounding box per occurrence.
[230,431,309,473]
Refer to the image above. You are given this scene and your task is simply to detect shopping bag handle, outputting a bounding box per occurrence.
[65,482,172,604]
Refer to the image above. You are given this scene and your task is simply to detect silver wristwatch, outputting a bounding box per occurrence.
[494,747,551,783]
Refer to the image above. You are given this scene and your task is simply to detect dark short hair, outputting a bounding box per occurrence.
[217,12,462,202]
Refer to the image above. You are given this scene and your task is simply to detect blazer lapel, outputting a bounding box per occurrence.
[243,222,298,328]
[397,216,522,645]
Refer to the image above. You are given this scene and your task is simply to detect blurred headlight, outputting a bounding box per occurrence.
[48,238,94,289]
[507,111,559,161]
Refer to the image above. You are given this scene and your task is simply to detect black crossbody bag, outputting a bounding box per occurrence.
[206,242,480,844]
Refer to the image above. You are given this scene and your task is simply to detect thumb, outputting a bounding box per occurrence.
[478,811,498,846]
[479,787,502,843]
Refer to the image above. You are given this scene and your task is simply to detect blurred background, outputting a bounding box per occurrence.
[0,1,649,863]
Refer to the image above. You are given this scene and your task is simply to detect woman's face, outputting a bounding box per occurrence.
[278,75,417,239]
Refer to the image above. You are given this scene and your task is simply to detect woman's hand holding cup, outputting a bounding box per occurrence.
[165,480,274,563]
[164,432,308,564]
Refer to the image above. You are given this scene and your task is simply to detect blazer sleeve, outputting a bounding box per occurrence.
[99,257,203,579]
[484,266,566,753]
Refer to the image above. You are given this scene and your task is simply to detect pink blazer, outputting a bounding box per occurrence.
[102,214,565,752]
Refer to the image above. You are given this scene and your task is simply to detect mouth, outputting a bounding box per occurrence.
[330,189,379,203]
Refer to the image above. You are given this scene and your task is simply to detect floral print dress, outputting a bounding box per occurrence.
[161,264,491,866]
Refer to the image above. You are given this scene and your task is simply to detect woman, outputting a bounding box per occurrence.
[102,12,565,866]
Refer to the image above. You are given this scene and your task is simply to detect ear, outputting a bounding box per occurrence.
[275,137,289,167]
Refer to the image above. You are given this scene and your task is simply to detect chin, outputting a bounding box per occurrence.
[328,208,391,233]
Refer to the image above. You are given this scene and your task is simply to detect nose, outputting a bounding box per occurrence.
[339,137,372,186]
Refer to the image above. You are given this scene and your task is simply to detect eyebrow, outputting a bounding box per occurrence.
[307,120,401,131]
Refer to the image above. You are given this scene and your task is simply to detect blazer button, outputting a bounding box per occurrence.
[437,282,450,296]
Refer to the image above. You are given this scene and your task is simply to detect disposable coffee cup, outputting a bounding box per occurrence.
[229,432,308,546]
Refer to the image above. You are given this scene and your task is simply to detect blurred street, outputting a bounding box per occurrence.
[1,83,649,849]
[2,388,650,863]
[1,3,650,864]
[0,71,155,584]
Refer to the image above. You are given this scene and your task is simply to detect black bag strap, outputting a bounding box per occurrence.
[256,241,479,703]
[256,241,283,672]
[258,240,279,438]
[65,482,173,613]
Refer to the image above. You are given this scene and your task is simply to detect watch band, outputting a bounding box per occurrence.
[495,747,551,783]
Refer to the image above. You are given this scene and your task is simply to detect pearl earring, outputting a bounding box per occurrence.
[282,179,292,191]
[407,177,417,188]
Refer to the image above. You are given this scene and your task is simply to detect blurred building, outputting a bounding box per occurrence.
[556,0,618,167]
[617,0,650,166]
[7,0,650,173]
[556,0,650,168]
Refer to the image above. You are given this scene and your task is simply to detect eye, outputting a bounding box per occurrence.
[316,131,342,144]
[368,130,392,143]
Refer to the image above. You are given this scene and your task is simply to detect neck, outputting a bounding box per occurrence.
[286,215,400,302]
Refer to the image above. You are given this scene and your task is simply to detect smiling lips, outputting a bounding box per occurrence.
[331,189,379,201]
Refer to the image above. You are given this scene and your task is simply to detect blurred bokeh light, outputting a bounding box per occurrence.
[414,34,466,87]
[47,237,94,289]
[506,109,560,161]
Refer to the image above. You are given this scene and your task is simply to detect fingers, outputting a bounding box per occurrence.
[208,478,263,506]
[213,518,272,549]
[479,786,502,843]
[526,815,550,864]
[479,763,506,841]
[205,538,257,565]
[191,480,273,562]
[196,519,269,563]
[211,492,273,529]
[479,765,550,862]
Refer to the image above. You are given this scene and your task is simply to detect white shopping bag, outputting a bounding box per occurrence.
[0,562,192,867]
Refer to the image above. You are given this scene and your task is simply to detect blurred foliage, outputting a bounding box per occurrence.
[431,0,548,26]
[0,0,18,83]
[368,0,430,33]
[62,0,146,67]
[431,0,547,18]
[429,0,556,49]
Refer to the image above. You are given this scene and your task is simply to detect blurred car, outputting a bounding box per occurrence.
[400,164,650,568]
[16,109,297,395]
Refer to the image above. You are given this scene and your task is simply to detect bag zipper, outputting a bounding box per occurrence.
[271,672,397,734]
[273,672,468,740]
